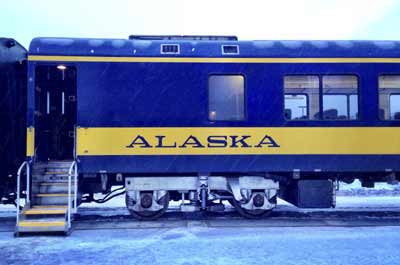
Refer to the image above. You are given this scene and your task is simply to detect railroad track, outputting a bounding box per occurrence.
[1,206,400,232]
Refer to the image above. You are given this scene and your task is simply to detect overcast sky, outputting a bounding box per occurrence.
[1,0,400,47]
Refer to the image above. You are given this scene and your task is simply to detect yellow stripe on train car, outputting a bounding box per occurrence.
[28,55,400,64]
[26,127,35,157]
[76,127,400,156]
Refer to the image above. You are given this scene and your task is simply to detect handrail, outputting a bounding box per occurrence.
[73,125,77,160]
[67,160,78,229]
[16,161,29,225]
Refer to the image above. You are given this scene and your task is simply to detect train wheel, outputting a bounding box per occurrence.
[125,191,170,220]
[230,196,273,219]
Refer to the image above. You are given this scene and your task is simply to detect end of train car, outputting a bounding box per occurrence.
[0,38,27,205]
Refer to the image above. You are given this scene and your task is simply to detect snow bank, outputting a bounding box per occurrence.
[338,180,400,196]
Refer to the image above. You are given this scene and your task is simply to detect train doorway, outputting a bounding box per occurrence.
[34,65,77,161]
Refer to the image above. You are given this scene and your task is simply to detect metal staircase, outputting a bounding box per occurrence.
[15,160,78,236]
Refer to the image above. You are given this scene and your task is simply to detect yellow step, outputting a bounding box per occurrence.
[18,221,66,227]
[32,205,68,208]
[45,171,69,175]
[23,208,67,215]
[39,182,68,186]
[35,193,69,197]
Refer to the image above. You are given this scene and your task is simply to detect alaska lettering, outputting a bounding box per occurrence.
[126,134,280,149]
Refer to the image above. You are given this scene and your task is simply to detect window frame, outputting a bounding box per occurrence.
[321,74,360,121]
[207,73,247,122]
[378,74,400,121]
[322,93,358,120]
[283,74,321,121]
[221,45,240,55]
[283,74,361,121]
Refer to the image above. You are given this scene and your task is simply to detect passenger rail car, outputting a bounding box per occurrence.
[24,36,400,219]
[0,38,26,204]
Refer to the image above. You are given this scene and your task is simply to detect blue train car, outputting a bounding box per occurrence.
[24,36,400,219]
[0,38,26,204]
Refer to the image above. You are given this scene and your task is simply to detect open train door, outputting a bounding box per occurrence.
[34,65,77,161]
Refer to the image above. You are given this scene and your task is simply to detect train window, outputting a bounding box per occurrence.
[284,76,319,120]
[322,75,358,120]
[208,75,245,121]
[284,95,308,120]
[379,75,400,120]
[390,95,400,120]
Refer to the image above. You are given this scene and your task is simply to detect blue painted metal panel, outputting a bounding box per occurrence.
[75,61,400,127]
[78,155,400,173]
[26,37,400,174]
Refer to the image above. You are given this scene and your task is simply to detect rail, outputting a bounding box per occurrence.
[16,161,30,225]
[67,160,78,229]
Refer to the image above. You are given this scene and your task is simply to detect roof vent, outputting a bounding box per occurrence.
[161,44,180,54]
[222,45,239,55]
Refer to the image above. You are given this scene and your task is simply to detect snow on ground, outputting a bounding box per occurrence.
[1,226,399,265]
[1,182,400,264]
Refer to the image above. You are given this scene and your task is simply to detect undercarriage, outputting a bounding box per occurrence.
[124,175,279,220]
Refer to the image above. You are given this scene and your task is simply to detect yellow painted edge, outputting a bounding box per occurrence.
[18,221,65,227]
[32,205,68,208]
[44,171,68,175]
[24,209,67,215]
[40,183,68,186]
[28,55,400,64]
[26,127,34,157]
[35,193,68,197]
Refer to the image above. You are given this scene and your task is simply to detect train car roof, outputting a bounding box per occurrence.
[29,37,400,58]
